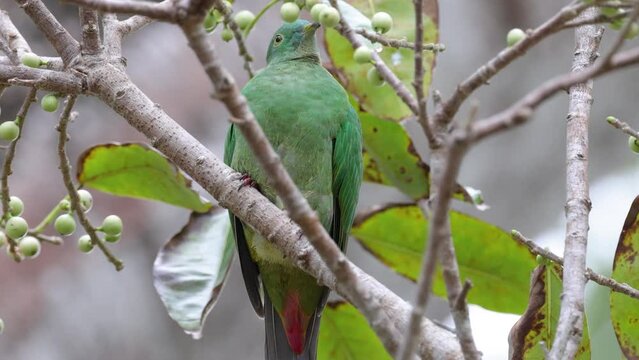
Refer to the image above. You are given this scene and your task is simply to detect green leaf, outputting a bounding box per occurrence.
[361,112,428,198]
[351,204,535,313]
[325,0,439,121]
[360,109,486,209]
[77,143,211,212]
[318,301,391,360]
[153,207,234,339]
[610,195,639,358]
[508,265,591,359]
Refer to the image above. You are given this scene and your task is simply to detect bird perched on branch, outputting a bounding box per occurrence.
[224,19,363,360]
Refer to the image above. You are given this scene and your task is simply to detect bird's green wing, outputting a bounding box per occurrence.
[224,124,264,317]
[331,107,363,250]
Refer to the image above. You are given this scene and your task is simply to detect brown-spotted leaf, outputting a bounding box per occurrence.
[610,195,639,358]
[508,264,591,359]
[153,207,234,339]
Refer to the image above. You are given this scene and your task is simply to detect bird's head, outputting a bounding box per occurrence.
[266,20,321,65]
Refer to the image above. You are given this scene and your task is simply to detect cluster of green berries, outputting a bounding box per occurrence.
[52,190,123,253]
[348,11,394,87]
[0,195,40,259]
[203,1,234,42]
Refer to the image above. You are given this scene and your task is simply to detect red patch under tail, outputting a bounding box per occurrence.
[280,292,311,355]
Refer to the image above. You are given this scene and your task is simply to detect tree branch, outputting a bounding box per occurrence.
[63,0,179,22]
[354,28,445,52]
[330,0,419,115]
[1,87,37,261]
[56,95,124,270]
[0,10,31,64]
[549,8,601,359]
[212,1,254,78]
[0,64,85,93]
[606,116,639,139]
[511,230,639,300]
[14,0,81,65]
[432,1,588,127]
[79,8,101,55]
[411,0,437,147]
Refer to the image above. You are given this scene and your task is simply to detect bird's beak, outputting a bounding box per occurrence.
[304,22,321,34]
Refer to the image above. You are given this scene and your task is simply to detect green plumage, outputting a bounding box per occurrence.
[224,20,362,359]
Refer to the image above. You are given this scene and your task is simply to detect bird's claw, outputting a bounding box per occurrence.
[237,173,258,191]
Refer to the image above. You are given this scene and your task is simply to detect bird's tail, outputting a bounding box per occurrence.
[264,290,321,360]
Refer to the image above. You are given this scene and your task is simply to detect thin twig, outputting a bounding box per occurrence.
[213,1,254,78]
[411,0,437,147]
[354,28,445,52]
[63,0,179,22]
[454,280,473,311]
[599,3,639,66]
[511,231,639,299]
[1,87,37,260]
[14,0,81,65]
[549,8,601,359]
[27,231,63,245]
[433,1,588,127]
[606,116,639,138]
[329,0,419,115]
[56,95,124,271]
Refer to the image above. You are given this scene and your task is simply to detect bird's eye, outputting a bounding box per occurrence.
[274,34,284,45]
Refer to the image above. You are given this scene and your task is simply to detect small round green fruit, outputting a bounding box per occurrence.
[234,10,255,30]
[77,234,94,253]
[319,7,340,28]
[5,216,28,240]
[9,196,23,217]
[21,53,42,68]
[305,0,320,10]
[104,233,121,244]
[628,136,639,153]
[221,28,234,42]
[41,94,59,112]
[535,254,545,265]
[606,116,616,125]
[204,12,218,32]
[0,121,19,141]
[367,67,385,86]
[371,12,393,34]
[59,199,71,212]
[100,215,123,236]
[310,3,328,22]
[507,28,526,47]
[281,2,300,23]
[77,190,93,212]
[54,214,76,236]
[353,46,373,64]
[18,236,40,258]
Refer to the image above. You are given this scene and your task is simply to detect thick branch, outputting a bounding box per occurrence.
[549,8,601,359]
[63,0,179,22]
[0,10,31,64]
[0,64,85,93]
[14,0,80,65]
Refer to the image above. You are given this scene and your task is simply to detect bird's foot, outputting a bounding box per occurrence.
[237,173,258,191]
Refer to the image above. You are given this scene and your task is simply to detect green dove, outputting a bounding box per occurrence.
[224,20,363,360]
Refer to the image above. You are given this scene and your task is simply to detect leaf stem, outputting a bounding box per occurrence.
[243,0,279,38]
